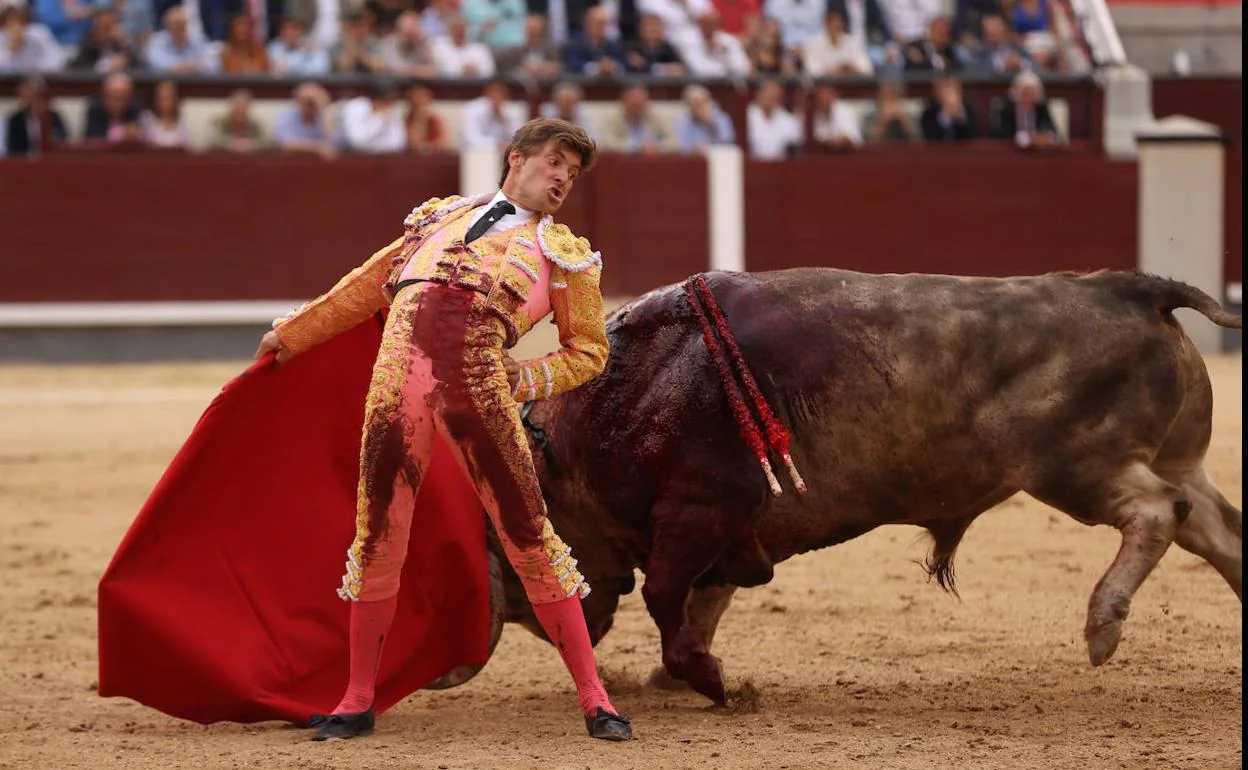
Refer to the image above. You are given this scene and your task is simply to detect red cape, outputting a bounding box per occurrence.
[97,316,492,725]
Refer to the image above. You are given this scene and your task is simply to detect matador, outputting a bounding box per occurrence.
[256,118,632,742]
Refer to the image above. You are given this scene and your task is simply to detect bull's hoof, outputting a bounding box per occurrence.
[1086,620,1124,666]
[585,708,633,741]
[681,650,728,705]
[645,666,690,691]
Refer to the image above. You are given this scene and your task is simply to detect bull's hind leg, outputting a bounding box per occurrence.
[642,502,731,704]
[1159,466,1243,599]
[1032,463,1189,667]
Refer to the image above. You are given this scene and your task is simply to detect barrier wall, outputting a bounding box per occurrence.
[1151,75,1242,287]
[2,147,1143,301]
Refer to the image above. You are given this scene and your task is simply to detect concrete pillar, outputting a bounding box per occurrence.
[1136,115,1227,354]
[1101,63,1153,159]
[706,145,745,274]
[460,148,502,198]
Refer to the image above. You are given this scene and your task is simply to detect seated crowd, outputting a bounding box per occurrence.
[0,0,1072,80]
[2,67,1066,158]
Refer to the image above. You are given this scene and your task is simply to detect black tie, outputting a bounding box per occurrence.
[464,200,516,244]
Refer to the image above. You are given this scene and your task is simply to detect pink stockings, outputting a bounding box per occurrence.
[334,594,615,717]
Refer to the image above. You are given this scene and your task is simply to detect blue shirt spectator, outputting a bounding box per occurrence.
[460,0,526,51]
[274,84,335,151]
[266,18,330,75]
[145,6,217,72]
[31,0,99,46]
[562,6,625,77]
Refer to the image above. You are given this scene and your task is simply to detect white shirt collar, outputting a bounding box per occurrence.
[486,189,536,221]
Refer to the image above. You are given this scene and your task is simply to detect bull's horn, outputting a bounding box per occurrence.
[424,546,506,690]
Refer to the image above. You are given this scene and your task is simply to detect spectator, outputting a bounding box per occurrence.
[562,5,625,77]
[284,0,341,50]
[267,16,330,75]
[920,75,976,142]
[0,5,64,71]
[459,77,524,151]
[461,0,525,51]
[420,0,456,39]
[494,14,562,79]
[958,13,1031,75]
[212,89,267,153]
[625,13,685,76]
[379,10,436,77]
[84,71,141,142]
[220,13,270,73]
[808,83,862,152]
[862,80,919,143]
[274,81,336,158]
[746,78,801,160]
[828,0,897,69]
[145,5,215,73]
[538,81,597,139]
[746,16,796,75]
[601,83,673,154]
[637,0,711,58]
[430,15,495,77]
[140,79,191,149]
[674,83,735,153]
[683,10,751,78]
[1011,0,1058,70]
[712,0,760,38]
[953,0,1004,43]
[367,0,408,34]
[991,69,1061,149]
[876,0,942,52]
[802,9,872,76]
[4,75,67,156]
[762,0,824,51]
[903,15,960,72]
[331,11,384,73]
[68,8,141,73]
[405,82,447,152]
[114,0,154,48]
[339,79,407,153]
[29,0,94,47]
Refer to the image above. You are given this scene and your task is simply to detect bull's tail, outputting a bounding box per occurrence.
[1136,273,1242,329]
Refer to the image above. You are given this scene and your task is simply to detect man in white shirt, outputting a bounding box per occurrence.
[460,78,527,151]
[802,10,873,76]
[763,0,825,51]
[876,0,942,45]
[637,0,711,58]
[809,84,863,151]
[340,81,407,153]
[746,79,802,160]
[682,11,751,78]
[431,15,497,77]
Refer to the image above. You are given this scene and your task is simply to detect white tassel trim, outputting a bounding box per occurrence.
[515,236,536,249]
[525,365,537,401]
[551,280,568,289]
[541,360,554,399]
[508,255,539,282]
[537,216,603,272]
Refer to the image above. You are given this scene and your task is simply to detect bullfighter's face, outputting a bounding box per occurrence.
[504,139,581,214]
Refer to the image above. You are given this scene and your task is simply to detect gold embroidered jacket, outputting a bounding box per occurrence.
[272,194,609,403]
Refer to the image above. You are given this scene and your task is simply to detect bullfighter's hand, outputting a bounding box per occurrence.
[255,330,293,365]
[502,353,521,391]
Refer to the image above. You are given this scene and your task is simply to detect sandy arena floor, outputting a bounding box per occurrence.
[0,340,1240,770]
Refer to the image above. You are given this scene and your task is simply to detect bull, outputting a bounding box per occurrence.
[433,268,1243,705]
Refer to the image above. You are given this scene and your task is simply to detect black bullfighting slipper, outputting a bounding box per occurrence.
[584,708,633,741]
[310,707,375,741]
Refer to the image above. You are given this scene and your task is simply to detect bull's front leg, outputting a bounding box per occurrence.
[641,502,730,704]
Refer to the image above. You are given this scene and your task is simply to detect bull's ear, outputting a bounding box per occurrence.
[423,547,506,690]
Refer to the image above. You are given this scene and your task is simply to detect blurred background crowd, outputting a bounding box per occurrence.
[1,0,1081,157]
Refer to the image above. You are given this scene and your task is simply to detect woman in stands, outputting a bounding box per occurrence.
[141,79,190,150]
